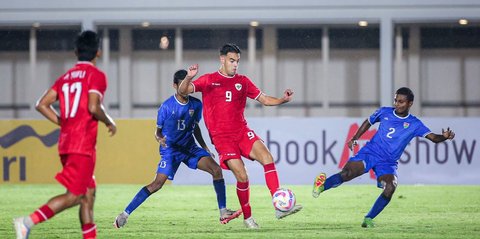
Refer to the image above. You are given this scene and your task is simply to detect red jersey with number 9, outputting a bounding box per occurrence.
[192,71,261,138]
[50,62,107,156]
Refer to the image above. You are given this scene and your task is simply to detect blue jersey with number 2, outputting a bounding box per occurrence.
[361,107,431,162]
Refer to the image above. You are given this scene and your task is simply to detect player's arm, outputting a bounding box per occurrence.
[256,89,294,106]
[347,119,372,150]
[88,92,116,136]
[154,127,167,147]
[178,64,198,96]
[425,127,455,143]
[193,124,214,158]
[35,89,60,126]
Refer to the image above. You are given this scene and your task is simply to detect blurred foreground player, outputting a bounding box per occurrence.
[14,30,116,239]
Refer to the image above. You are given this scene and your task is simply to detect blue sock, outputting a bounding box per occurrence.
[125,186,152,215]
[324,173,344,190]
[213,179,226,209]
[365,194,391,219]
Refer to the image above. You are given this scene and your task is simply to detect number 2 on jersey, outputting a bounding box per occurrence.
[386,127,395,138]
[61,82,82,118]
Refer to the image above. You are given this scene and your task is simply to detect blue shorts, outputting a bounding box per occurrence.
[157,145,210,180]
[349,152,398,179]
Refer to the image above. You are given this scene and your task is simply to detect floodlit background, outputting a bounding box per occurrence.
[1,0,479,119]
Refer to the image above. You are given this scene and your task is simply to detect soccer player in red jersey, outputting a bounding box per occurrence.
[178,43,303,228]
[13,30,116,239]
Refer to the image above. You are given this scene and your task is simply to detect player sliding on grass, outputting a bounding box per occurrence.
[178,43,302,229]
[114,70,241,229]
[312,87,455,228]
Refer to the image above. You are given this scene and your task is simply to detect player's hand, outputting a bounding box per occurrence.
[347,139,358,151]
[106,121,117,136]
[442,127,455,140]
[283,89,294,102]
[187,64,199,79]
[156,135,168,147]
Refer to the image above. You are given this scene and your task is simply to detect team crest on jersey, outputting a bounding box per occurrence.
[403,122,410,129]
[235,83,242,91]
[189,109,194,116]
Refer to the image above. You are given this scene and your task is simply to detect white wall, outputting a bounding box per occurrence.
[1,47,480,119]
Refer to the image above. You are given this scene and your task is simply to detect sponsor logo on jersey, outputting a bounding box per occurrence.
[235,83,242,91]
[212,83,221,86]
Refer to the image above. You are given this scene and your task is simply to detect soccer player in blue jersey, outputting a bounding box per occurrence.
[114,69,241,228]
[312,87,455,228]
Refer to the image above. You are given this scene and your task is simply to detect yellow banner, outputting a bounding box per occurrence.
[0,120,160,184]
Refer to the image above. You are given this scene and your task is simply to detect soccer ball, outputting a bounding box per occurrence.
[272,188,296,212]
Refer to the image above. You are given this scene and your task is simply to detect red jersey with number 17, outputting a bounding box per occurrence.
[50,62,107,156]
[192,71,261,137]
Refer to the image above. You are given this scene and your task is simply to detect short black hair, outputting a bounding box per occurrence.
[173,69,188,85]
[396,87,414,101]
[220,43,241,55]
[75,30,100,61]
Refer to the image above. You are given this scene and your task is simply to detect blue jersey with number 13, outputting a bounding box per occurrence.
[156,95,203,152]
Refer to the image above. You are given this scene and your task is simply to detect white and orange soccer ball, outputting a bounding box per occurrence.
[272,188,296,212]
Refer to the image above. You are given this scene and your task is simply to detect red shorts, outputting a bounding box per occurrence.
[212,127,261,170]
[55,154,96,196]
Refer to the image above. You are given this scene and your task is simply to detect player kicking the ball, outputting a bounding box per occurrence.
[114,70,241,229]
[178,44,302,229]
[312,87,455,228]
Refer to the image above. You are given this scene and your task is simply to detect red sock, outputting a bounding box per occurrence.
[236,181,251,219]
[29,204,55,225]
[264,163,280,196]
[82,223,97,239]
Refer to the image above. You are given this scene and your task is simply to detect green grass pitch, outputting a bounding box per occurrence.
[1,184,479,238]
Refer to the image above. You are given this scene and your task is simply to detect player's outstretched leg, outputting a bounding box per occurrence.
[275,204,303,219]
[113,212,129,228]
[361,217,375,228]
[13,217,31,239]
[243,217,259,229]
[312,173,327,198]
[220,208,242,224]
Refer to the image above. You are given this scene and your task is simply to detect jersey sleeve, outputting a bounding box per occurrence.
[195,101,203,123]
[192,74,208,93]
[88,71,107,99]
[368,107,384,125]
[156,104,168,128]
[50,78,61,93]
[415,120,432,138]
[244,76,262,99]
